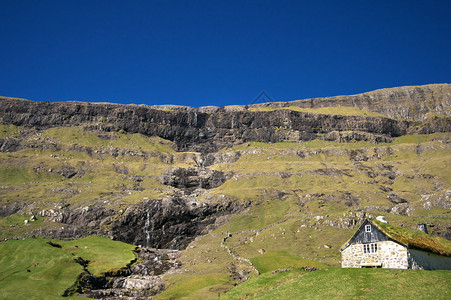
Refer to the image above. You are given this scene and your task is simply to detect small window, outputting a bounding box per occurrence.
[365,225,372,232]
[363,243,378,254]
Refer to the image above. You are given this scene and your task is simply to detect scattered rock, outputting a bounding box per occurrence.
[301,266,319,271]
[391,203,414,216]
[322,131,393,144]
[272,268,290,273]
[379,186,393,192]
[387,192,408,204]
[161,167,230,191]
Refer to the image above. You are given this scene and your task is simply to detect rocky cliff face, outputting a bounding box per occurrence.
[258,83,451,120]
[1,84,449,153]
[3,193,246,250]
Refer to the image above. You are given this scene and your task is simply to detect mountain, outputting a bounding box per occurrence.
[1,84,450,153]
[0,84,450,299]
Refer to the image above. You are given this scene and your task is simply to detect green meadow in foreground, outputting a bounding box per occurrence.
[220,268,451,300]
[0,237,136,300]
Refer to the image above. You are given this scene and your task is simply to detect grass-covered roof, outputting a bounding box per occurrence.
[372,220,451,257]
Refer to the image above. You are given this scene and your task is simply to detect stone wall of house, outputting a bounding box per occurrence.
[342,241,408,269]
[408,249,451,270]
[378,241,409,268]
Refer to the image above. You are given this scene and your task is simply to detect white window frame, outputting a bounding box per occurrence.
[363,243,378,254]
[365,225,372,232]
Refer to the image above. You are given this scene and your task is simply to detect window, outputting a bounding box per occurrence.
[363,243,378,254]
[365,225,372,232]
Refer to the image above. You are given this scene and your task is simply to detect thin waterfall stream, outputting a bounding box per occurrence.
[144,209,151,248]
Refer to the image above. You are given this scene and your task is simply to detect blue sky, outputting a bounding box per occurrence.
[1,0,450,107]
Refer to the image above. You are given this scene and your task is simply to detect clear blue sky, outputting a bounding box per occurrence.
[1,0,450,107]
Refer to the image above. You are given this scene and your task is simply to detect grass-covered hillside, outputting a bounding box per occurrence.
[154,132,450,299]
[0,120,450,299]
[0,125,194,239]
[0,236,136,299]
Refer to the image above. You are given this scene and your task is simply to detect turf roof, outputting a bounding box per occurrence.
[372,219,451,256]
[342,219,451,256]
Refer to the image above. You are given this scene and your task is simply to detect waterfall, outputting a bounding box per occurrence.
[193,111,198,127]
[144,209,151,248]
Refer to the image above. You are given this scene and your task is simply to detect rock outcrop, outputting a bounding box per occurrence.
[19,196,246,250]
[256,83,451,121]
[68,247,181,299]
[161,167,230,191]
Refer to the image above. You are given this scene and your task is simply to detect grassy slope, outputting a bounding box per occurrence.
[59,236,136,276]
[211,133,450,211]
[251,251,329,273]
[0,124,450,299]
[158,133,450,299]
[0,238,82,300]
[220,268,451,300]
[249,106,388,117]
[0,125,195,239]
[42,127,175,153]
[0,236,135,300]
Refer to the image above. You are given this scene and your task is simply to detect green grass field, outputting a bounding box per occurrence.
[251,251,329,273]
[0,238,82,299]
[220,268,451,300]
[0,237,136,299]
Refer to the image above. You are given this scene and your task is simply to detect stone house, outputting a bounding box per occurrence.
[340,219,451,270]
